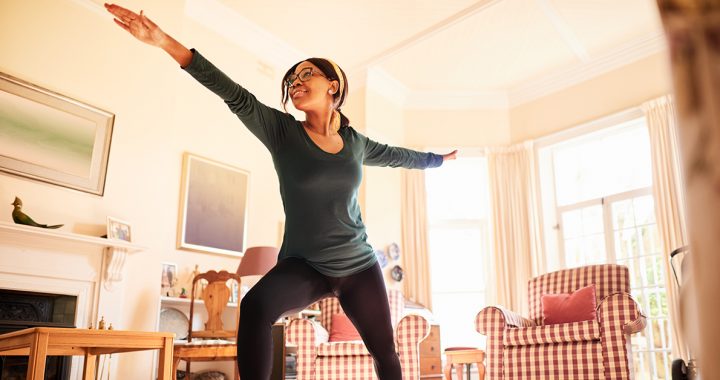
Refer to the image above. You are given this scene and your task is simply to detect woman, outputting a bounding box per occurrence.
[104,4,456,379]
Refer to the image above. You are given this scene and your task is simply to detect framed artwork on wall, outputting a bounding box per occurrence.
[177,153,250,257]
[0,72,114,195]
[107,216,132,242]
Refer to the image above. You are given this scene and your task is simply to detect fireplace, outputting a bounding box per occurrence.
[0,289,77,380]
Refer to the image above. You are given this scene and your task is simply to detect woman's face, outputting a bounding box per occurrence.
[287,61,337,112]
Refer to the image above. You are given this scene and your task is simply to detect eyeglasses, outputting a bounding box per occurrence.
[284,67,328,88]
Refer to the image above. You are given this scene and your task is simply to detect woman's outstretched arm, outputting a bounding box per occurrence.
[104,3,192,67]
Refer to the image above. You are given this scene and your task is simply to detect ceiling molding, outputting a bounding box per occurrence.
[352,0,503,72]
[535,0,590,62]
[508,33,668,107]
[184,0,304,72]
[405,90,509,110]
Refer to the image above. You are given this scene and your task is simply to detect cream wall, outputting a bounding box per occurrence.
[510,53,673,143]
[0,1,285,377]
[363,87,406,287]
[404,107,511,149]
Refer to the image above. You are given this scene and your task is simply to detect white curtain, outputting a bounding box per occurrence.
[400,169,433,310]
[642,95,689,361]
[486,142,545,315]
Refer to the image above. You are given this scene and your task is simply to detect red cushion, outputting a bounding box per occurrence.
[329,313,362,342]
[541,284,597,325]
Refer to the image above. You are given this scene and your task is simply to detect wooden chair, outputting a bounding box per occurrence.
[173,270,240,380]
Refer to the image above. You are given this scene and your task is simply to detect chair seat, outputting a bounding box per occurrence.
[317,341,371,356]
[174,343,237,360]
[503,319,600,347]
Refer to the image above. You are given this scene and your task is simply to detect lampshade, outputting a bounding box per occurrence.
[237,246,278,277]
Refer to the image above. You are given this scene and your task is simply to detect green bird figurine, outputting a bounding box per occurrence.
[11,197,63,229]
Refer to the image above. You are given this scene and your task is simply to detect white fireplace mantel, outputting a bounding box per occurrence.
[0,221,145,287]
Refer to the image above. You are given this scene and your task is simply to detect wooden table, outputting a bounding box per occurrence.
[0,327,174,380]
[443,347,485,380]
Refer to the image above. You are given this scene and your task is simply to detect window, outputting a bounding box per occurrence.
[425,156,491,351]
[539,115,672,380]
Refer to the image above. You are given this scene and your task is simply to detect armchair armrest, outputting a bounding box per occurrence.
[597,292,647,335]
[475,306,535,335]
[286,319,328,380]
[395,314,430,380]
[597,292,647,380]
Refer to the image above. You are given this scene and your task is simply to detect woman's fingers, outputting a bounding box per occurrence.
[139,11,158,29]
[105,3,137,20]
[112,18,131,33]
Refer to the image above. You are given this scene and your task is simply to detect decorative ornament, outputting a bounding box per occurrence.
[391,265,404,282]
[387,243,400,261]
[375,249,388,268]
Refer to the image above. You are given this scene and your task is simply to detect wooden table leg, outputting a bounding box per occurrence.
[444,361,453,380]
[478,362,486,380]
[172,357,181,380]
[157,337,173,380]
[27,331,49,380]
[82,352,97,380]
[455,363,464,380]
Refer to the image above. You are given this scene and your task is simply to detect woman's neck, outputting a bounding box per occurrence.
[304,109,335,136]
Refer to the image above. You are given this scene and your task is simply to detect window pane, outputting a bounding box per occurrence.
[582,206,604,234]
[635,195,657,225]
[615,228,636,260]
[426,157,490,354]
[426,158,488,221]
[428,226,486,292]
[432,292,486,351]
[553,121,652,206]
[562,210,582,239]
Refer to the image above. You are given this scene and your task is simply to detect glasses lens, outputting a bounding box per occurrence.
[284,75,296,88]
[299,68,314,81]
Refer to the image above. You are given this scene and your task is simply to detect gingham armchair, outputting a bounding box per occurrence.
[476,264,646,380]
[286,289,430,380]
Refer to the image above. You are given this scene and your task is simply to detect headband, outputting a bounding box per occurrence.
[327,59,344,96]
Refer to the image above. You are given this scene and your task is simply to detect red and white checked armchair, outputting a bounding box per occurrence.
[286,289,430,380]
[476,264,646,380]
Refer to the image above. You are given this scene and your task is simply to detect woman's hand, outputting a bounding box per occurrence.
[104,3,193,67]
[105,3,166,47]
[442,150,458,161]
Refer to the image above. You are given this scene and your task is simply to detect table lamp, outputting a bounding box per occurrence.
[237,246,278,277]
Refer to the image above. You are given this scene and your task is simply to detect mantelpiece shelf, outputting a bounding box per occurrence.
[0,220,145,252]
[0,220,145,287]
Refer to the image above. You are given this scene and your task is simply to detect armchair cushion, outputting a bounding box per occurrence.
[503,319,600,346]
[328,313,362,342]
[541,284,597,324]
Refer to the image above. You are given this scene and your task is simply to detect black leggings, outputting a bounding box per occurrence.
[237,257,401,380]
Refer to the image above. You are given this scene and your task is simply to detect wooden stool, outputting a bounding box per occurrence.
[444,347,485,380]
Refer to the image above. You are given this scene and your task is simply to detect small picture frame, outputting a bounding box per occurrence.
[161,262,178,295]
[107,216,132,242]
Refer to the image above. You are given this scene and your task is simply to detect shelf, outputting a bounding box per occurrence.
[0,220,145,252]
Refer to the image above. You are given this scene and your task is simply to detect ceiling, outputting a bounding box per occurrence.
[190,0,666,107]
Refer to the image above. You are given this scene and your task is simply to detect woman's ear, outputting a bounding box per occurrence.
[328,81,339,95]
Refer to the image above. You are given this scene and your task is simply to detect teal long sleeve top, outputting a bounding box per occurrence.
[183,50,443,277]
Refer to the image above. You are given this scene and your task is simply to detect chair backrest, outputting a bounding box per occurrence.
[188,270,241,341]
[528,264,630,325]
[317,288,404,333]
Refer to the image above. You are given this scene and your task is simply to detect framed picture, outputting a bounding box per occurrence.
[107,216,132,242]
[160,262,178,293]
[0,72,114,195]
[177,153,250,257]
